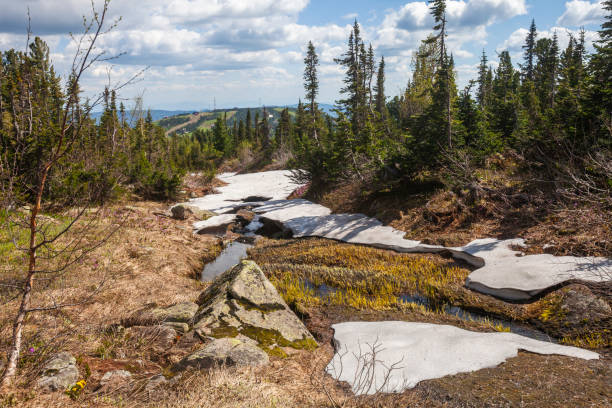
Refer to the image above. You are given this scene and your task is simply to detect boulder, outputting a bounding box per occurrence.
[36,352,79,393]
[172,204,216,221]
[193,260,316,355]
[122,302,198,327]
[174,337,269,371]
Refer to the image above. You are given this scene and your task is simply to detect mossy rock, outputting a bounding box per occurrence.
[192,260,317,358]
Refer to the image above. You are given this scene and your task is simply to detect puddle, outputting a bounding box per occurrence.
[304,280,554,342]
[201,241,253,281]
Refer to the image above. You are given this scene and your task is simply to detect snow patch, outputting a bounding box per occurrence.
[327,321,599,395]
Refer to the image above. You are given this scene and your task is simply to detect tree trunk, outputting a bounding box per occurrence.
[1,165,47,388]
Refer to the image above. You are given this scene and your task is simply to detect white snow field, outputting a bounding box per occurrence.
[185,170,611,300]
[180,170,302,214]
[326,321,599,395]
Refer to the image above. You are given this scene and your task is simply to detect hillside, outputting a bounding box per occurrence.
[158,105,334,135]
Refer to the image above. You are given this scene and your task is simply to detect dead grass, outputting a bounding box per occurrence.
[0,202,217,395]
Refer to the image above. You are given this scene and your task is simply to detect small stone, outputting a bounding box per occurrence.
[236,209,255,226]
[145,374,168,391]
[126,325,178,350]
[97,370,132,393]
[171,205,187,220]
[36,352,79,393]
[163,321,190,333]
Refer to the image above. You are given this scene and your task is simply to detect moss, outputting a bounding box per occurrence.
[264,346,288,359]
[238,325,317,357]
[538,294,566,323]
[210,324,239,339]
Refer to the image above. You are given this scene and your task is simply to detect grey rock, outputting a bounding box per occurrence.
[174,337,268,371]
[193,260,316,350]
[163,321,190,333]
[145,374,168,391]
[36,352,79,393]
[560,285,611,325]
[171,205,187,220]
[98,370,132,393]
[171,204,216,221]
[122,301,198,327]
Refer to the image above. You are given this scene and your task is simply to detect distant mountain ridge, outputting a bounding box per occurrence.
[89,109,194,123]
[155,103,337,134]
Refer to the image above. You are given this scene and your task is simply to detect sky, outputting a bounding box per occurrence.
[0,0,608,111]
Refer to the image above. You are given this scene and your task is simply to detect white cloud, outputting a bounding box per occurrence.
[498,26,599,54]
[342,13,359,20]
[557,1,606,26]
[375,0,526,57]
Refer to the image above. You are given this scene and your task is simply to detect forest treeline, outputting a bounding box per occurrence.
[289,0,612,199]
[1,0,611,206]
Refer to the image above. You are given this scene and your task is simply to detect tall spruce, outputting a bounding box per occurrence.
[477,49,489,107]
[303,41,320,143]
[522,19,537,82]
[589,0,612,141]
[426,0,452,147]
[304,41,319,116]
[246,109,253,141]
[374,56,387,117]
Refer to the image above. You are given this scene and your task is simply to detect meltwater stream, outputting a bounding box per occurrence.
[201,241,253,281]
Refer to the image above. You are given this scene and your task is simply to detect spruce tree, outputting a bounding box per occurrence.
[246,109,252,141]
[522,19,537,82]
[303,41,319,117]
[477,50,489,107]
[426,0,452,147]
[374,56,387,117]
[589,0,612,139]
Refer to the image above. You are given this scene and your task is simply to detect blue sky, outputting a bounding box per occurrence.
[0,1,607,111]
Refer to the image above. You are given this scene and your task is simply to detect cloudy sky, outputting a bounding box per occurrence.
[0,0,607,110]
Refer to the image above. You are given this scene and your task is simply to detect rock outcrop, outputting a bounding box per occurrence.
[36,352,79,393]
[192,260,316,357]
[174,337,269,370]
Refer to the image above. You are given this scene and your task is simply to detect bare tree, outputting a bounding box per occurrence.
[0,0,141,388]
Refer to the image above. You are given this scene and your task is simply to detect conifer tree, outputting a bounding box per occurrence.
[374,56,387,117]
[589,0,612,141]
[426,0,452,147]
[522,19,537,82]
[246,109,253,141]
[303,41,321,143]
[367,44,375,109]
[304,41,319,117]
[477,50,489,107]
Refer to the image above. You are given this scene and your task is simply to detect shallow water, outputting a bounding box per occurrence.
[201,241,253,281]
[304,280,554,342]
